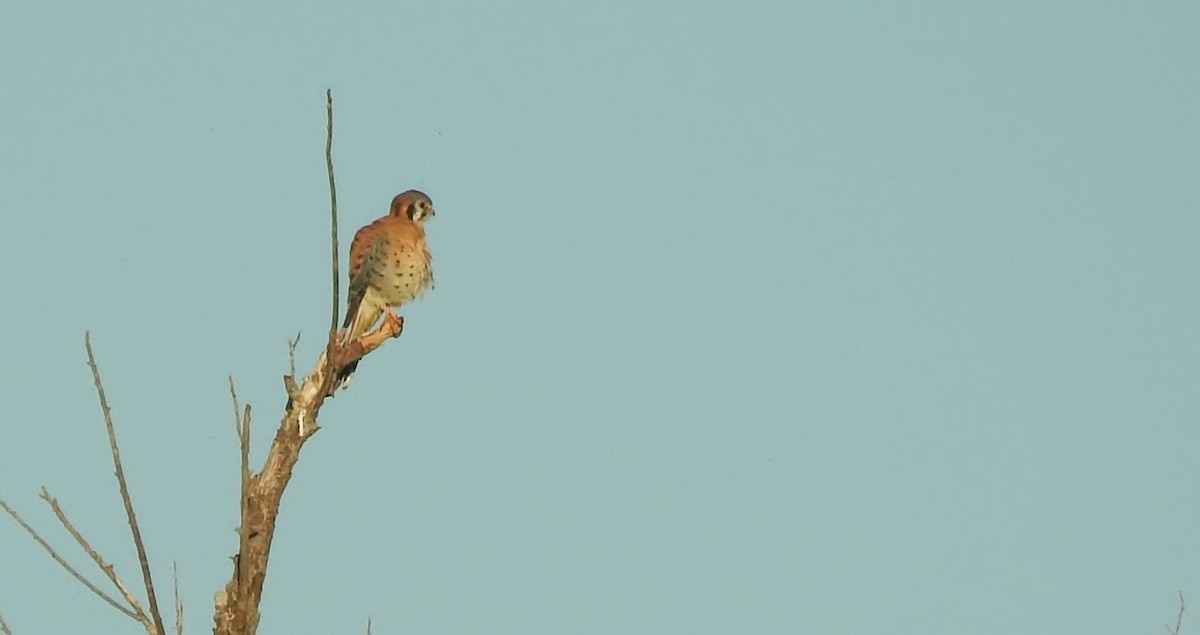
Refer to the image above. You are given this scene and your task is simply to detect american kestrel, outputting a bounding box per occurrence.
[338,190,435,384]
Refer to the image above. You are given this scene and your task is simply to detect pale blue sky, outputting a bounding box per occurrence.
[2,2,1198,633]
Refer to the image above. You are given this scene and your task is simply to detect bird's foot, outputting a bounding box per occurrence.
[382,310,404,338]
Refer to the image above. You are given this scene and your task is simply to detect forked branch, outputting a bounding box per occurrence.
[0,336,168,634]
[0,496,135,620]
[39,488,150,623]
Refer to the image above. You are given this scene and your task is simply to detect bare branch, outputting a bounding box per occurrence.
[366,618,372,635]
[229,379,252,540]
[242,403,252,485]
[38,488,150,626]
[241,403,252,492]
[0,612,11,635]
[324,88,341,383]
[0,496,135,619]
[326,88,340,340]
[240,429,253,584]
[84,332,166,635]
[229,376,241,438]
[288,331,301,378]
[229,377,254,599]
[1168,591,1185,635]
[173,562,184,635]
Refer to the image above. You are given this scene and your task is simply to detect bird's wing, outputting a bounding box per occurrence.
[343,230,389,330]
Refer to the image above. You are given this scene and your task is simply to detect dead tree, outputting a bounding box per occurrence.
[2,90,399,635]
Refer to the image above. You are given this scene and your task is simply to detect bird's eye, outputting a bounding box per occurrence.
[408,201,429,221]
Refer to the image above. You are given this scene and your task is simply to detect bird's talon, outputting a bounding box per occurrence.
[382,311,404,336]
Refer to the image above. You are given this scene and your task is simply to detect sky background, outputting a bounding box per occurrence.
[1,2,1198,633]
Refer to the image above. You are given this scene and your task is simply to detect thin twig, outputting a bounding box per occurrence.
[238,403,251,585]
[366,618,372,635]
[229,378,252,592]
[318,88,340,432]
[173,562,184,635]
[0,496,135,619]
[288,331,301,378]
[229,376,241,440]
[0,612,11,635]
[1168,591,1185,635]
[325,88,340,343]
[84,332,166,635]
[241,405,252,483]
[38,488,149,625]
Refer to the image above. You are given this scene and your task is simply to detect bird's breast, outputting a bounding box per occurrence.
[375,243,433,306]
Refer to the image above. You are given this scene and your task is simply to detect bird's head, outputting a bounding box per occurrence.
[390,190,435,224]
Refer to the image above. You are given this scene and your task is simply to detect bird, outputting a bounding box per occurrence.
[337,189,435,387]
